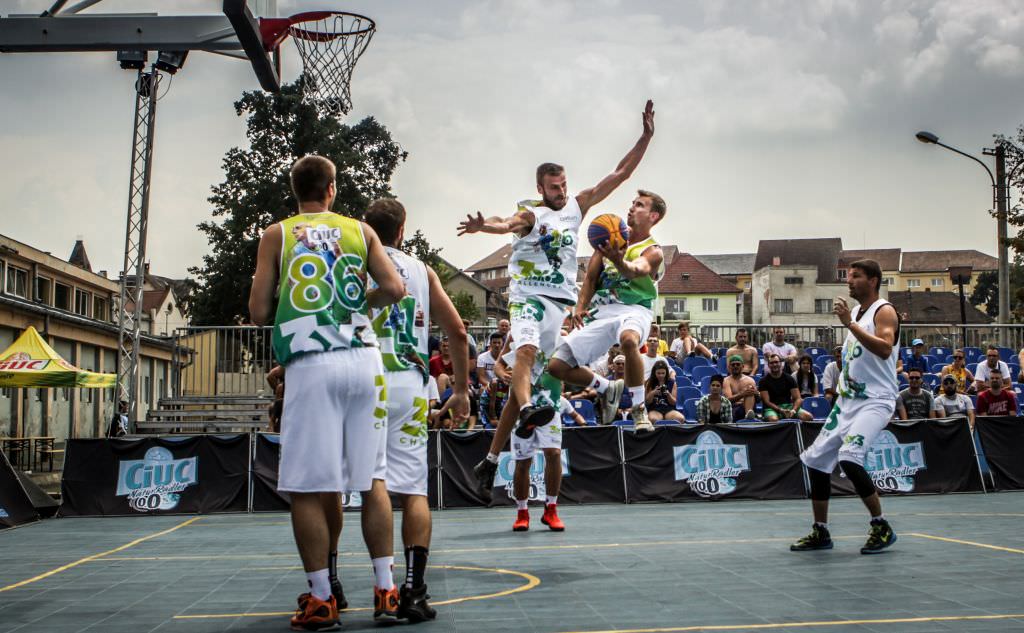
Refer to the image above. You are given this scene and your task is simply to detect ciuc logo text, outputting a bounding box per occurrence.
[674,431,750,497]
[494,450,570,501]
[116,447,198,512]
[862,430,925,492]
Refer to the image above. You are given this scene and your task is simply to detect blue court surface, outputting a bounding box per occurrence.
[2,493,1023,633]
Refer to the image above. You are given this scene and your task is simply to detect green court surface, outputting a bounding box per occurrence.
[2,493,1023,633]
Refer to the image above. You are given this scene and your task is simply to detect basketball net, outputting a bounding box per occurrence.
[288,12,375,118]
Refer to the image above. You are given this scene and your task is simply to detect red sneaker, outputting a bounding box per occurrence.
[373,586,401,623]
[290,593,339,631]
[513,509,530,531]
[541,504,565,531]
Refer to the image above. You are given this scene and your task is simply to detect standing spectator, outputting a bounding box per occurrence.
[723,355,758,419]
[896,368,940,420]
[900,338,929,381]
[820,346,842,403]
[590,343,621,378]
[939,349,975,394]
[649,324,671,357]
[645,360,683,422]
[697,374,734,424]
[491,318,510,342]
[762,327,798,373]
[726,328,759,376]
[642,335,673,381]
[759,353,812,421]
[476,332,504,388]
[935,375,976,428]
[668,321,713,361]
[974,346,1011,392]
[792,355,818,398]
[977,374,1019,416]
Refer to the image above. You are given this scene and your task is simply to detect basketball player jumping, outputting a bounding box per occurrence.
[458,100,655,502]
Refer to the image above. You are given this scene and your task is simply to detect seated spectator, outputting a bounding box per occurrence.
[820,346,842,403]
[896,368,940,420]
[1018,345,1024,383]
[938,349,975,394]
[975,345,1011,393]
[935,375,976,429]
[590,343,621,378]
[668,321,713,361]
[723,355,758,419]
[645,360,684,422]
[726,327,759,376]
[642,335,675,381]
[762,327,798,373]
[491,318,510,342]
[476,331,504,388]
[792,355,818,398]
[649,323,671,357]
[479,375,509,425]
[759,353,812,421]
[697,374,733,424]
[977,374,1019,416]
[429,336,454,392]
[899,338,929,381]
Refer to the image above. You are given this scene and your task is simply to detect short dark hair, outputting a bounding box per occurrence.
[536,162,565,185]
[709,374,724,386]
[987,345,999,352]
[637,189,667,221]
[849,259,883,293]
[489,332,504,342]
[767,353,782,363]
[364,198,406,246]
[907,367,923,376]
[290,155,336,203]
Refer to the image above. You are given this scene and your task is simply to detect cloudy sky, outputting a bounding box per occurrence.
[2,0,1023,279]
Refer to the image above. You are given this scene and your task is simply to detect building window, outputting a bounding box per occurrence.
[815,299,833,314]
[4,265,27,298]
[931,278,943,288]
[774,299,794,313]
[838,269,848,280]
[783,276,803,285]
[35,276,51,304]
[55,282,72,310]
[74,289,92,317]
[702,298,719,312]
[883,277,894,286]
[93,296,108,321]
[743,281,751,290]
[907,279,921,289]
[664,298,686,313]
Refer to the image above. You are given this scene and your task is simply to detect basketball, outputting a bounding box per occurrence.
[587,213,629,250]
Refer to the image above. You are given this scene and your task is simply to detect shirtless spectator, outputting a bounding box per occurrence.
[668,321,713,361]
[726,328,759,376]
[939,349,975,395]
[723,355,758,420]
[977,374,1019,416]
[762,327,798,373]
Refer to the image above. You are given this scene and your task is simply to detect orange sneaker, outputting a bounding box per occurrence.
[290,593,338,631]
[541,504,565,531]
[513,509,530,531]
[373,585,401,623]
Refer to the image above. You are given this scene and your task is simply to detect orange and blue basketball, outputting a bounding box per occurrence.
[587,213,629,250]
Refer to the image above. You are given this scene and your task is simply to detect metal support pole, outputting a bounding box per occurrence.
[116,67,160,431]
[995,144,1010,329]
[958,281,968,351]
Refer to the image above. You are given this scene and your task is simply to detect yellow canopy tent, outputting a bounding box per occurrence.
[0,326,116,388]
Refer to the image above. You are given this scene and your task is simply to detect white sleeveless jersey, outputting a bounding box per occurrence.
[837,298,900,400]
[371,247,430,375]
[507,196,582,304]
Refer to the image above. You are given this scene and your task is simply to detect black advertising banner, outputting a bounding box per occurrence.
[799,418,983,496]
[974,416,1024,490]
[624,423,805,502]
[439,427,624,508]
[251,432,441,511]
[60,435,249,516]
[0,450,38,528]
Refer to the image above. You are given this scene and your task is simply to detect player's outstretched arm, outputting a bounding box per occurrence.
[457,209,535,237]
[576,99,655,215]
[362,223,406,309]
[248,223,282,326]
[427,267,471,424]
[835,300,897,360]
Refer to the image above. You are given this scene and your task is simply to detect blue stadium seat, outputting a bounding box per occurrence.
[802,396,832,420]
[698,376,713,395]
[998,347,1016,363]
[716,356,728,373]
[929,346,952,359]
[1008,363,1021,380]
[1013,384,1024,401]
[929,359,948,373]
[921,373,941,391]
[654,419,681,426]
[804,347,827,360]
[898,376,909,389]
[675,375,694,388]
[813,356,832,372]
[612,419,633,427]
[679,386,702,402]
[969,394,978,408]
[691,365,717,383]
[570,399,597,426]
[683,397,700,422]
[683,356,712,375]
[962,347,982,364]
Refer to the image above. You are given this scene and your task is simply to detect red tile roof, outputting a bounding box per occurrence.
[658,252,741,295]
[839,248,901,271]
[901,250,998,273]
[465,243,513,272]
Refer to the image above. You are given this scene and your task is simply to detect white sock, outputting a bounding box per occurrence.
[371,556,394,590]
[516,499,528,510]
[590,374,610,393]
[628,386,645,404]
[306,568,331,601]
[486,452,499,464]
[545,495,558,506]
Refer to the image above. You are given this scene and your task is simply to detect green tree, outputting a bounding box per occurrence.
[970,258,1024,320]
[448,290,481,322]
[187,80,408,324]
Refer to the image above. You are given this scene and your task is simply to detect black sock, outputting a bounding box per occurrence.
[328,551,338,582]
[404,545,429,589]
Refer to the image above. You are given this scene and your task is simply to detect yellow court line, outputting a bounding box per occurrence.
[0,516,201,593]
[559,613,1024,633]
[173,564,540,620]
[909,532,1024,555]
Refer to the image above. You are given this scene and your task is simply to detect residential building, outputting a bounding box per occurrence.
[438,257,507,325]
[838,248,901,289]
[695,253,755,321]
[888,290,993,324]
[656,253,741,326]
[897,250,997,294]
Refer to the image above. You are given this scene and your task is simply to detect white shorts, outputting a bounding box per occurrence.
[278,347,387,493]
[511,416,562,460]
[800,396,895,473]
[555,302,654,368]
[384,369,431,497]
[509,294,570,382]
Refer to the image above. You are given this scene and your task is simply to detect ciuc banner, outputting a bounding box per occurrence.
[624,423,805,502]
[60,435,250,516]
[974,416,1024,490]
[0,451,38,528]
[799,418,983,495]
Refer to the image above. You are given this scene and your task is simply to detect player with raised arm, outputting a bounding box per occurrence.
[458,101,655,501]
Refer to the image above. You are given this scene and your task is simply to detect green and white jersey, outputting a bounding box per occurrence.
[371,246,430,377]
[271,212,375,365]
[593,235,663,309]
[531,372,564,408]
[508,197,581,304]
[837,299,900,400]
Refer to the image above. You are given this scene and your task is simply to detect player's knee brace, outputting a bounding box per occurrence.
[809,467,831,501]
[838,460,876,498]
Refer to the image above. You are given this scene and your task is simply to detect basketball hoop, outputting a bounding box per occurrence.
[262,11,375,118]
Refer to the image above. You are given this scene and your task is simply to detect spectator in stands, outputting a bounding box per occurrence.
[668,321,713,361]
[649,323,671,357]
[476,332,503,388]
[560,393,588,427]
[792,355,818,398]
[939,349,975,395]
[610,355,631,421]
[723,355,758,419]
[494,318,510,339]
[463,319,478,353]
[763,327,798,373]
[896,368,940,420]
[726,328,759,376]
[697,374,733,424]
[480,373,509,426]
[1017,346,1024,383]
[975,346,1011,393]
[936,375,976,428]
[645,360,684,422]
[977,373,1019,416]
[820,346,842,403]
[591,343,621,378]
[759,353,812,421]
[429,336,455,393]
[900,338,929,381]
[642,335,674,381]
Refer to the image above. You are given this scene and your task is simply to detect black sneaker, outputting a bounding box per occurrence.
[473,458,497,503]
[860,519,897,554]
[513,405,555,439]
[330,577,348,610]
[790,523,834,551]
[398,584,437,623]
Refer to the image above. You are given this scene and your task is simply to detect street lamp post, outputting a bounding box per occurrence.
[949,265,973,349]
